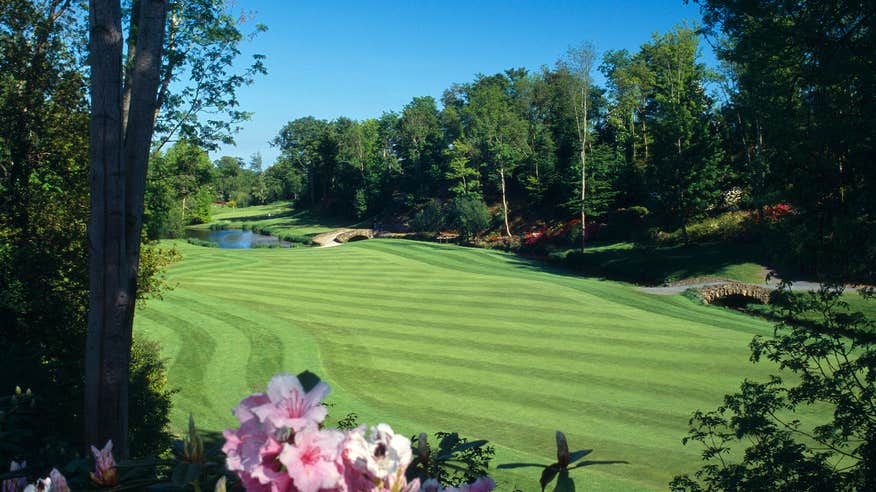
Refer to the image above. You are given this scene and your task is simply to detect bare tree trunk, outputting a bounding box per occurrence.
[580,145,586,251]
[642,117,648,162]
[499,165,511,238]
[86,0,167,458]
[580,97,588,252]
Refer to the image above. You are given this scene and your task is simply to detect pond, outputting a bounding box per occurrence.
[185,228,291,249]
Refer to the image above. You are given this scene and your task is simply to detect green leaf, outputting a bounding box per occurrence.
[297,370,322,392]
[568,449,593,464]
[184,462,204,484]
[540,465,560,491]
[552,469,575,492]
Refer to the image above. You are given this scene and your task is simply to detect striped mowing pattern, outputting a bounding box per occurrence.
[136,239,778,491]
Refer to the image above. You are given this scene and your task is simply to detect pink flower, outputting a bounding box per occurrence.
[251,374,330,432]
[2,461,28,492]
[278,427,344,492]
[89,440,117,486]
[224,394,292,492]
[48,469,69,492]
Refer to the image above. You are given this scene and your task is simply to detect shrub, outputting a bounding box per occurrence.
[209,221,232,231]
[279,232,314,245]
[447,196,490,239]
[128,335,176,458]
[186,238,219,248]
[411,199,445,233]
[656,210,751,245]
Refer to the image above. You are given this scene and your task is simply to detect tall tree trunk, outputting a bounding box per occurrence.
[580,98,588,252]
[580,145,587,252]
[86,0,167,458]
[500,165,511,238]
[642,117,648,162]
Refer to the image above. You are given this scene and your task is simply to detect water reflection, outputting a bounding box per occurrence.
[185,229,290,248]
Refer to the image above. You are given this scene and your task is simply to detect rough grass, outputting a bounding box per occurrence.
[554,241,768,285]
[134,239,797,490]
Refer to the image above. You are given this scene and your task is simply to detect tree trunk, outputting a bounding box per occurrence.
[641,117,648,162]
[580,98,588,252]
[580,145,587,252]
[85,0,167,459]
[499,165,511,238]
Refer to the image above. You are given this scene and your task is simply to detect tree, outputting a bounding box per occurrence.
[86,0,168,458]
[642,25,723,240]
[697,0,876,282]
[272,116,329,207]
[672,287,876,491]
[445,138,481,198]
[464,75,529,238]
[560,42,597,251]
[397,96,445,199]
[150,0,267,152]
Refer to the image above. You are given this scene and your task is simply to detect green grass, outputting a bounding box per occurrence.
[136,239,794,491]
[197,200,350,237]
[555,241,768,285]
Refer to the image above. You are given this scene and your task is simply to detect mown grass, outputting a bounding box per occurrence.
[198,201,350,237]
[134,238,802,490]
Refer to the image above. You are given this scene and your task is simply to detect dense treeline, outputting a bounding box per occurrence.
[257,16,873,282]
[255,25,727,252]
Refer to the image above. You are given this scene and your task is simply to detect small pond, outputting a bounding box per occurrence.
[185,229,291,249]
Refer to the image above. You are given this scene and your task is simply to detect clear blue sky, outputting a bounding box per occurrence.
[213,0,713,165]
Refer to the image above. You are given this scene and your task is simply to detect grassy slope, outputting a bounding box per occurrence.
[197,201,350,236]
[136,239,791,491]
[565,241,767,285]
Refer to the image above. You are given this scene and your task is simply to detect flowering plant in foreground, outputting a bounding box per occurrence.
[223,372,496,492]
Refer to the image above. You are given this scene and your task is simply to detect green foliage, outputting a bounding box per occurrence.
[186,237,220,248]
[278,232,314,246]
[696,0,876,281]
[145,140,215,237]
[137,240,182,304]
[128,336,177,459]
[411,199,445,232]
[407,432,495,487]
[151,0,267,151]
[642,25,724,234]
[447,196,490,239]
[672,286,876,491]
[656,211,751,245]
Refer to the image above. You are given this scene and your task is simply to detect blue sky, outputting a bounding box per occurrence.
[213,0,714,165]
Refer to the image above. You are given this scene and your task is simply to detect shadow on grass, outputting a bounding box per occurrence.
[505,241,774,286]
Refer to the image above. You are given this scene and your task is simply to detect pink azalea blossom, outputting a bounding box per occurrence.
[224,396,291,492]
[251,374,330,432]
[89,440,117,486]
[278,427,344,492]
[48,470,68,492]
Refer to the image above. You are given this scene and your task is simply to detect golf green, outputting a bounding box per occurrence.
[135,239,781,490]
